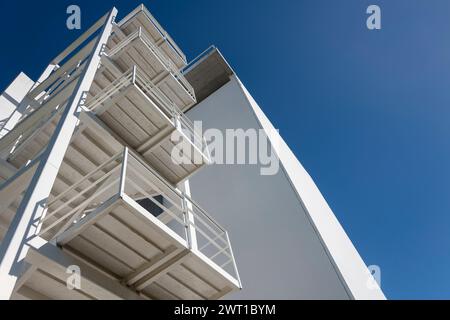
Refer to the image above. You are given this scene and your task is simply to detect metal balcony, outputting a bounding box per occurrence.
[0,116,238,299]
[0,4,236,300]
[115,4,187,70]
[24,147,241,300]
[86,66,209,184]
[0,66,208,186]
[105,27,196,111]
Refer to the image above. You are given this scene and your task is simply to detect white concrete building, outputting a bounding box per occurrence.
[0,5,384,300]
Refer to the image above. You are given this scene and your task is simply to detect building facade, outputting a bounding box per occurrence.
[0,5,384,300]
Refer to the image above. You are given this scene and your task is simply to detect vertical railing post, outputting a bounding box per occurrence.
[119,147,128,197]
[174,112,182,131]
[225,231,242,288]
[131,65,137,84]
[0,7,117,300]
[203,135,211,165]
[183,181,198,251]
[181,197,191,249]
[0,63,56,138]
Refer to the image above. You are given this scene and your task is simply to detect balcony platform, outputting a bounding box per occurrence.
[0,4,240,301]
[12,237,145,300]
[53,196,238,300]
[0,68,208,186]
[10,149,240,300]
[105,28,196,111]
[12,232,236,300]
[0,113,124,242]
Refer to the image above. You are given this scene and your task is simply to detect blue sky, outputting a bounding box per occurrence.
[1,0,449,299]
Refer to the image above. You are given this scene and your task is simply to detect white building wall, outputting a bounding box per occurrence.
[187,76,385,299]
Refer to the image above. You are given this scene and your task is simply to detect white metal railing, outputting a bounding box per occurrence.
[134,67,178,117]
[0,58,89,157]
[0,106,61,161]
[38,147,240,284]
[134,68,205,153]
[107,27,195,101]
[86,69,134,112]
[140,5,186,64]
[1,65,207,166]
[117,5,187,64]
[86,66,208,158]
[139,29,195,101]
[7,57,88,131]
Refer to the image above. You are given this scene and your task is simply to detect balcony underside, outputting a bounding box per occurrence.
[92,83,174,148]
[104,35,195,111]
[9,153,239,300]
[11,238,144,300]
[0,113,124,243]
[12,231,235,300]
[51,196,237,300]
[115,8,186,69]
[87,77,207,184]
[0,108,206,245]
[2,124,239,299]
[3,90,206,188]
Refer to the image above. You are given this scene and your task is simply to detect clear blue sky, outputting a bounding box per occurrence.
[1,0,449,299]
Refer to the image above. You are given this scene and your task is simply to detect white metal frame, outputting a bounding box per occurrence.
[85,65,209,164]
[107,27,195,101]
[116,4,187,65]
[0,7,118,300]
[32,146,240,288]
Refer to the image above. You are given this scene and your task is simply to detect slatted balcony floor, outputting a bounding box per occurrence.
[1,122,239,299]
[115,5,187,70]
[1,68,208,188]
[105,28,195,111]
[0,84,207,250]
[53,197,238,300]
[86,67,208,184]
[9,148,240,300]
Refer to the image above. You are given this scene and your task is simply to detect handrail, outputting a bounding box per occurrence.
[108,29,140,57]
[2,63,206,171]
[39,146,238,281]
[0,57,88,144]
[176,113,207,154]
[7,107,62,162]
[0,105,62,158]
[182,45,216,75]
[139,30,194,99]
[141,5,186,63]
[117,5,187,64]
[125,149,234,266]
[85,66,204,153]
[86,68,134,111]
[46,151,122,208]
[188,197,228,237]
[134,68,177,117]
